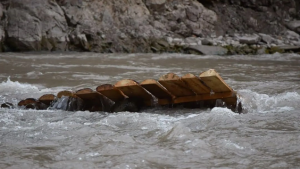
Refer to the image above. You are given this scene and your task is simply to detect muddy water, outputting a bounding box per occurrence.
[0,52,300,168]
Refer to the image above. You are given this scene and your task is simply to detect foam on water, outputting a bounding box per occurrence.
[0,78,67,105]
[238,89,300,113]
[0,77,39,94]
[0,77,40,104]
[26,71,43,79]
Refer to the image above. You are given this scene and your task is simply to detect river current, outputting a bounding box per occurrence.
[0,52,300,168]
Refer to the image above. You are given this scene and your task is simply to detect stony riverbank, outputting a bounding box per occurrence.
[0,0,300,55]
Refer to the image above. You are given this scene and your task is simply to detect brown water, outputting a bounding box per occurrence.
[0,52,300,168]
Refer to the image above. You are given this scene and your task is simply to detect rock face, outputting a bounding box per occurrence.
[5,0,68,51]
[0,0,299,53]
[208,0,299,35]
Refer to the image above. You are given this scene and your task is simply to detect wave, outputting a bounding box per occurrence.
[0,78,63,104]
[1,76,39,92]
[238,90,300,113]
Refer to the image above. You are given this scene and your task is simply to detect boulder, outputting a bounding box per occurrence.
[286,20,300,34]
[282,30,300,41]
[145,0,166,12]
[238,35,261,45]
[187,45,227,55]
[68,27,90,51]
[292,41,300,46]
[185,37,198,46]
[185,1,217,36]
[259,33,275,45]
[6,0,68,51]
[201,38,214,46]
[1,102,14,109]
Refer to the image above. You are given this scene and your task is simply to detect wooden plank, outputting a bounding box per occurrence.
[76,88,94,94]
[38,94,55,105]
[57,91,73,98]
[158,73,195,97]
[74,88,103,112]
[18,98,48,110]
[75,88,101,100]
[75,92,102,100]
[96,84,127,102]
[18,98,38,107]
[140,79,174,99]
[199,69,233,93]
[114,79,153,107]
[181,73,211,94]
[158,91,237,105]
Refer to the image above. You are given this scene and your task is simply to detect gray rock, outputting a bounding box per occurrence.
[259,33,275,45]
[156,38,169,48]
[201,39,214,46]
[238,35,261,45]
[292,41,300,46]
[225,38,240,47]
[68,32,90,51]
[271,43,277,47]
[274,39,285,46]
[187,45,227,55]
[185,37,198,46]
[119,33,127,40]
[196,38,202,45]
[166,37,173,45]
[286,20,300,33]
[1,102,14,109]
[186,2,217,35]
[6,0,68,51]
[172,38,184,45]
[186,4,200,22]
[145,0,166,12]
[282,30,300,41]
[153,21,166,30]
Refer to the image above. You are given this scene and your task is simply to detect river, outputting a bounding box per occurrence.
[0,52,300,168]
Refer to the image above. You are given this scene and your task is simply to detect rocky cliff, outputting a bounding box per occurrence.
[0,0,299,54]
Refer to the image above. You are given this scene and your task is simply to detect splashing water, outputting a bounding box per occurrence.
[238,90,300,113]
[0,52,300,168]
